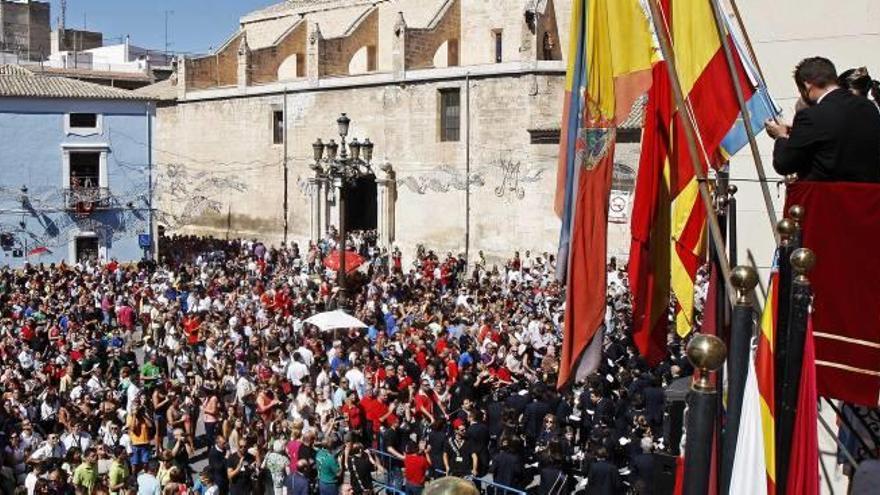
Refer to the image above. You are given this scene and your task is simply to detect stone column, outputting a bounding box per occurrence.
[176,56,187,100]
[308,177,322,242]
[391,12,407,80]
[376,163,396,248]
[237,33,251,88]
[307,23,323,86]
[326,177,341,238]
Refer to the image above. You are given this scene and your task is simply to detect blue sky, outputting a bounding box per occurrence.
[48,0,278,54]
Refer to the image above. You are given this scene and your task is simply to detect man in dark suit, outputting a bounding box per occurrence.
[766,56,880,183]
[207,436,229,495]
[631,437,656,495]
[586,447,622,495]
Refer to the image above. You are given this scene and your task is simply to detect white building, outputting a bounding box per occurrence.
[47,36,173,74]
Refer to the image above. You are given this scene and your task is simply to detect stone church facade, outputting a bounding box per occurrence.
[145,0,642,262]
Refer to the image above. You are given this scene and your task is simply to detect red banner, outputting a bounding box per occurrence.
[785,182,880,406]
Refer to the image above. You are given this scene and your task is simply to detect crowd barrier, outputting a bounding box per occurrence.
[367,449,528,495]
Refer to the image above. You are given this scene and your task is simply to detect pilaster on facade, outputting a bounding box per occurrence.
[376,163,396,248]
[307,177,324,242]
[237,34,251,89]
[175,56,187,100]
[307,22,323,86]
[392,12,407,80]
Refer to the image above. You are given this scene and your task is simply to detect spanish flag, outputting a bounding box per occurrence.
[555,0,655,387]
[754,271,779,494]
[630,0,755,364]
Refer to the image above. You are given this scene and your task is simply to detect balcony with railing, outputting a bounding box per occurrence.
[64,177,112,212]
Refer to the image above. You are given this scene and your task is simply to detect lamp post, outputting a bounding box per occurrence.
[310,113,375,309]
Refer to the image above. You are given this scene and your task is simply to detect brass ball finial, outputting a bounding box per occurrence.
[730,265,758,305]
[424,477,479,495]
[727,184,738,195]
[686,334,727,372]
[687,334,727,391]
[790,248,816,275]
[776,218,796,245]
[788,204,805,223]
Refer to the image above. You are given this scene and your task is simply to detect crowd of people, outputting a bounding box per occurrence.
[0,231,694,495]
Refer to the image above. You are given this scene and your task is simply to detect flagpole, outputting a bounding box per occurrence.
[647,0,737,307]
[721,265,758,495]
[776,245,815,495]
[728,0,769,87]
[708,0,780,244]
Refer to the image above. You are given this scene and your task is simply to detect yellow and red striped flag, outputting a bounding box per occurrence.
[756,272,778,494]
[631,0,755,362]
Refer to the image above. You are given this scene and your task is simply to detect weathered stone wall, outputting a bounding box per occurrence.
[405,0,460,70]
[187,34,241,89]
[458,1,530,65]
[320,8,378,77]
[250,22,307,84]
[154,73,566,262]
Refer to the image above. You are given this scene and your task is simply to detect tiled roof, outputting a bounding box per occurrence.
[0,65,152,101]
[33,66,155,82]
[133,78,177,101]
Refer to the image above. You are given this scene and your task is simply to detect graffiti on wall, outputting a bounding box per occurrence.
[396,165,486,195]
[493,159,544,200]
[396,158,545,200]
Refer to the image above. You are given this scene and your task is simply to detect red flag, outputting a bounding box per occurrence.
[630,63,673,366]
[629,0,755,364]
[785,182,880,406]
[786,316,819,495]
[555,0,655,387]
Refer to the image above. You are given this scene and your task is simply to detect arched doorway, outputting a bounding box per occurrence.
[344,175,377,232]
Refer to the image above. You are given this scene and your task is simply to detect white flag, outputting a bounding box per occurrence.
[729,349,768,495]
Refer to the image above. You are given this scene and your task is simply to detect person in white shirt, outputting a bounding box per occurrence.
[344,366,366,398]
[61,422,92,453]
[296,344,314,368]
[85,367,103,394]
[29,434,65,463]
[24,462,44,495]
[286,353,309,388]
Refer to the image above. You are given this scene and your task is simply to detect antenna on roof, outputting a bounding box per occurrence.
[59,0,67,32]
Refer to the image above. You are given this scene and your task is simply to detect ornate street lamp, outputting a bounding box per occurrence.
[337,112,351,138]
[312,113,375,309]
[312,138,325,163]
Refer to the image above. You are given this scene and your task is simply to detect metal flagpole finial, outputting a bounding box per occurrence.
[788,204,805,226]
[686,334,727,391]
[776,218,796,247]
[729,265,758,305]
[790,248,816,284]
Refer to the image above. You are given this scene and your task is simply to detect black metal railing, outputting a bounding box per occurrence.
[63,186,112,210]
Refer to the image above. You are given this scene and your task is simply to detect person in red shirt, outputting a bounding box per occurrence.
[403,440,431,494]
[340,392,362,432]
[444,351,459,386]
[182,314,201,348]
[412,381,437,423]
[414,343,428,370]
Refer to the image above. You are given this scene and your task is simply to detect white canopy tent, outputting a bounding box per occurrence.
[303,310,367,332]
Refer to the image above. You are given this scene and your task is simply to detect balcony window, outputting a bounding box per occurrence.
[70,152,100,189]
[62,146,110,210]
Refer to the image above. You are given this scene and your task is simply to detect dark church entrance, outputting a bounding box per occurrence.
[343,175,377,232]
